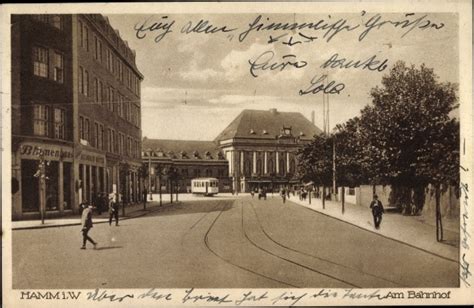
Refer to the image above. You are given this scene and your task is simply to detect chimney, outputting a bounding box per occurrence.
[269,108,278,114]
[311,110,315,125]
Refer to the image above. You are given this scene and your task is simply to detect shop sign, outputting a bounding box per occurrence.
[19,143,73,161]
[80,153,105,165]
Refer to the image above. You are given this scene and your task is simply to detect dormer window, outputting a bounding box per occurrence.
[250,129,256,134]
[205,151,212,159]
[262,130,268,135]
[299,131,305,136]
[193,151,199,158]
[180,151,188,159]
[283,126,292,136]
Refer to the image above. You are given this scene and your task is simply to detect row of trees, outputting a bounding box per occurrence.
[297,61,459,241]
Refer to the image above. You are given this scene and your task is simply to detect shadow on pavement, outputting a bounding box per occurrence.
[94,246,123,251]
[145,199,234,218]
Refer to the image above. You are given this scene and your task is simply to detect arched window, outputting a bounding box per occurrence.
[244,160,251,176]
[290,159,296,174]
[279,159,285,175]
[268,159,274,174]
[256,159,262,175]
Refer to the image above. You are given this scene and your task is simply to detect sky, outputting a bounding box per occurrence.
[106,13,458,141]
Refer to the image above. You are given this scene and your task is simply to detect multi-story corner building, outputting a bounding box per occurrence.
[142,138,232,194]
[215,109,322,193]
[11,14,143,220]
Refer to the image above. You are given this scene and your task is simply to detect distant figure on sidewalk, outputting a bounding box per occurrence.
[250,189,255,198]
[280,188,287,203]
[143,188,148,206]
[370,194,385,229]
[80,203,97,250]
[109,194,119,226]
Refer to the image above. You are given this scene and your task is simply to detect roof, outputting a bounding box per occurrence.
[214,109,322,142]
[142,139,224,160]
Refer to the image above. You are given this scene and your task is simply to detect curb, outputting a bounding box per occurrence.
[12,202,181,231]
[292,200,459,264]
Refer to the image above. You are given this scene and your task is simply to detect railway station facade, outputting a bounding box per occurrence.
[143,108,321,194]
[11,14,143,220]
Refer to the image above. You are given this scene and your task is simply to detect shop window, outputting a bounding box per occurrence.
[52,51,64,83]
[45,161,59,211]
[21,159,39,212]
[53,108,65,139]
[33,105,50,136]
[33,46,48,78]
[63,162,72,209]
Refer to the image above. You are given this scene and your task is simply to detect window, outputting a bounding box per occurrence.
[33,105,49,136]
[94,36,99,60]
[94,122,99,148]
[52,52,64,83]
[117,94,122,117]
[51,15,63,30]
[94,78,99,102]
[84,118,90,142]
[32,15,63,30]
[109,87,114,111]
[98,80,103,106]
[99,124,104,150]
[98,39,103,62]
[79,116,84,139]
[78,20,83,48]
[79,67,83,94]
[33,46,48,78]
[279,159,285,175]
[84,70,89,96]
[53,108,65,139]
[348,188,356,196]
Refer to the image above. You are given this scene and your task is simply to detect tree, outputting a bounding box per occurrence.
[361,61,458,216]
[297,133,333,208]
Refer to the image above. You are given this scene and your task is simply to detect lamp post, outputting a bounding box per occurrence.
[34,148,47,224]
[146,148,153,202]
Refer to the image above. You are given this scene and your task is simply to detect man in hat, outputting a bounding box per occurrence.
[80,203,97,249]
[370,194,385,229]
[109,194,119,226]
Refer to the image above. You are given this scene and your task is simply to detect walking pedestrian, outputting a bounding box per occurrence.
[143,187,148,207]
[109,194,119,226]
[280,188,287,203]
[370,194,385,229]
[80,203,97,250]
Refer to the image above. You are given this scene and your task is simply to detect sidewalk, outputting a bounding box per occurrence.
[286,195,460,262]
[12,200,178,230]
[12,193,239,230]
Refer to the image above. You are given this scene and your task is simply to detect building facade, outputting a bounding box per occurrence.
[215,109,322,193]
[142,139,231,193]
[142,109,322,195]
[11,14,143,220]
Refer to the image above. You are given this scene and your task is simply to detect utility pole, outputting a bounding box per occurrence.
[148,151,152,202]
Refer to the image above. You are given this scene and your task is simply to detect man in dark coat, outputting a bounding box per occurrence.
[109,194,119,226]
[80,203,97,249]
[143,188,148,206]
[370,194,385,229]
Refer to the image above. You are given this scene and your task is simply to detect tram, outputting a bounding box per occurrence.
[191,177,219,196]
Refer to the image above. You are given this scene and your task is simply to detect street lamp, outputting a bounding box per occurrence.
[146,148,153,202]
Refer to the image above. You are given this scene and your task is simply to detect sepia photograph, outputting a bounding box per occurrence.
[2,1,473,307]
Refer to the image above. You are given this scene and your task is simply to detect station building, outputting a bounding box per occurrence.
[143,109,321,194]
[11,14,143,220]
[142,139,231,193]
[215,108,321,193]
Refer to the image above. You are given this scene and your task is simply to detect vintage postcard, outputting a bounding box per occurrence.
[1,1,473,307]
